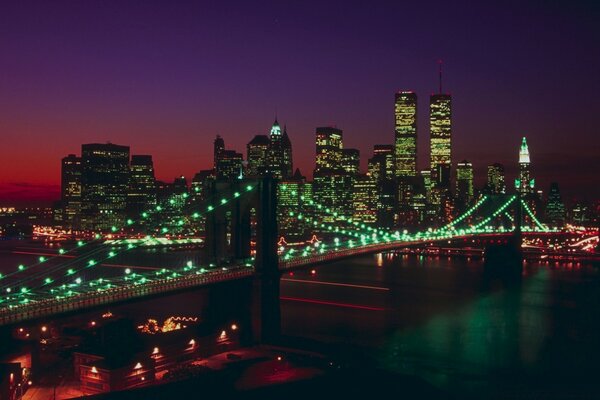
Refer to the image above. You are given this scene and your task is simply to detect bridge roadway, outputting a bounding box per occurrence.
[1,232,594,326]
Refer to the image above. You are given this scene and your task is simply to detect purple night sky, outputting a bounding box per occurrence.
[0,0,599,205]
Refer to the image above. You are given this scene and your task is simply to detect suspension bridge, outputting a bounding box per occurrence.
[0,177,589,332]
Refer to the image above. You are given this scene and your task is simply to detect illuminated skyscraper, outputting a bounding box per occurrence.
[420,170,433,202]
[429,63,452,187]
[367,145,394,181]
[277,169,312,239]
[214,135,243,180]
[154,176,189,233]
[217,150,243,180]
[341,149,360,175]
[246,135,270,177]
[486,163,506,194]
[281,125,293,178]
[456,160,474,209]
[516,137,534,195]
[313,126,351,221]
[214,135,225,170]
[352,174,378,225]
[430,93,452,187]
[313,174,353,222]
[367,145,395,227]
[128,155,156,217]
[60,154,82,228]
[267,120,284,178]
[265,120,293,179]
[394,92,417,177]
[81,143,130,231]
[315,127,343,173]
[190,169,215,211]
[545,182,566,227]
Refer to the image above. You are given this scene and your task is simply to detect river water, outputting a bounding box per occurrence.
[2,240,599,397]
[281,253,600,398]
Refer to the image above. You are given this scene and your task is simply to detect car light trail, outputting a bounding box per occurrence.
[281,278,389,291]
[280,296,385,311]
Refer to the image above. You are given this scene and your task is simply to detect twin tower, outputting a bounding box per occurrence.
[394,89,452,189]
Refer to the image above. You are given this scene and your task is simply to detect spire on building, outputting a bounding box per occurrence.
[270,119,281,137]
[282,124,291,147]
[519,137,530,164]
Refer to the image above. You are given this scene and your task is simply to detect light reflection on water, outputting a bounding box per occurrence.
[282,253,600,397]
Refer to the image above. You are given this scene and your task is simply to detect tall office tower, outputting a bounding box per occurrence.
[154,176,189,233]
[277,168,312,239]
[394,91,418,177]
[569,202,590,225]
[352,174,378,225]
[213,134,243,180]
[216,150,244,180]
[61,154,82,228]
[313,126,351,221]
[420,170,433,202]
[281,125,293,178]
[430,63,452,187]
[267,120,284,179]
[127,155,156,218]
[315,127,343,173]
[214,135,225,170]
[190,170,214,201]
[81,143,130,231]
[341,149,360,175]
[516,137,535,195]
[367,145,394,181]
[545,182,566,227]
[486,163,506,194]
[313,174,353,222]
[246,135,270,177]
[367,145,395,227]
[455,160,474,209]
[266,119,293,179]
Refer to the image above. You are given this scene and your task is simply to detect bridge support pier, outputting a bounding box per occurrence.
[483,195,523,284]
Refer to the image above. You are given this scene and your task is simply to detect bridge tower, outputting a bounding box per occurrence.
[483,194,523,283]
[204,176,281,343]
[252,176,281,343]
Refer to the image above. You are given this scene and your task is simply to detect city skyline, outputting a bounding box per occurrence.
[1,1,599,204]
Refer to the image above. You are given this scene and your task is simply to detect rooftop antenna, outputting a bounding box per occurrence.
[438,59,443,94]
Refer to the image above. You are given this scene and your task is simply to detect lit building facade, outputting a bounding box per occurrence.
[313,126,351,221]
[265,120,293,179]
[341,149,360,175]
[216,149,243,180]
[545,182,566,227]
[394,92,418,177]
[246,135,270,177]
[61,154,82,228]
[352,174,378,225]
[367,145,395,227]
[429,94,452,187]
[313,173,353,222]
[367,145,394,181]
[277,169,313,239]
[315,127,343,173]
[81,143,130,231]
[486,163,506,194]
[281,125,293,179]
[128,155,156,218]
[516,137,534,195]
[455,160,474,210]
[213,135,224,171]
